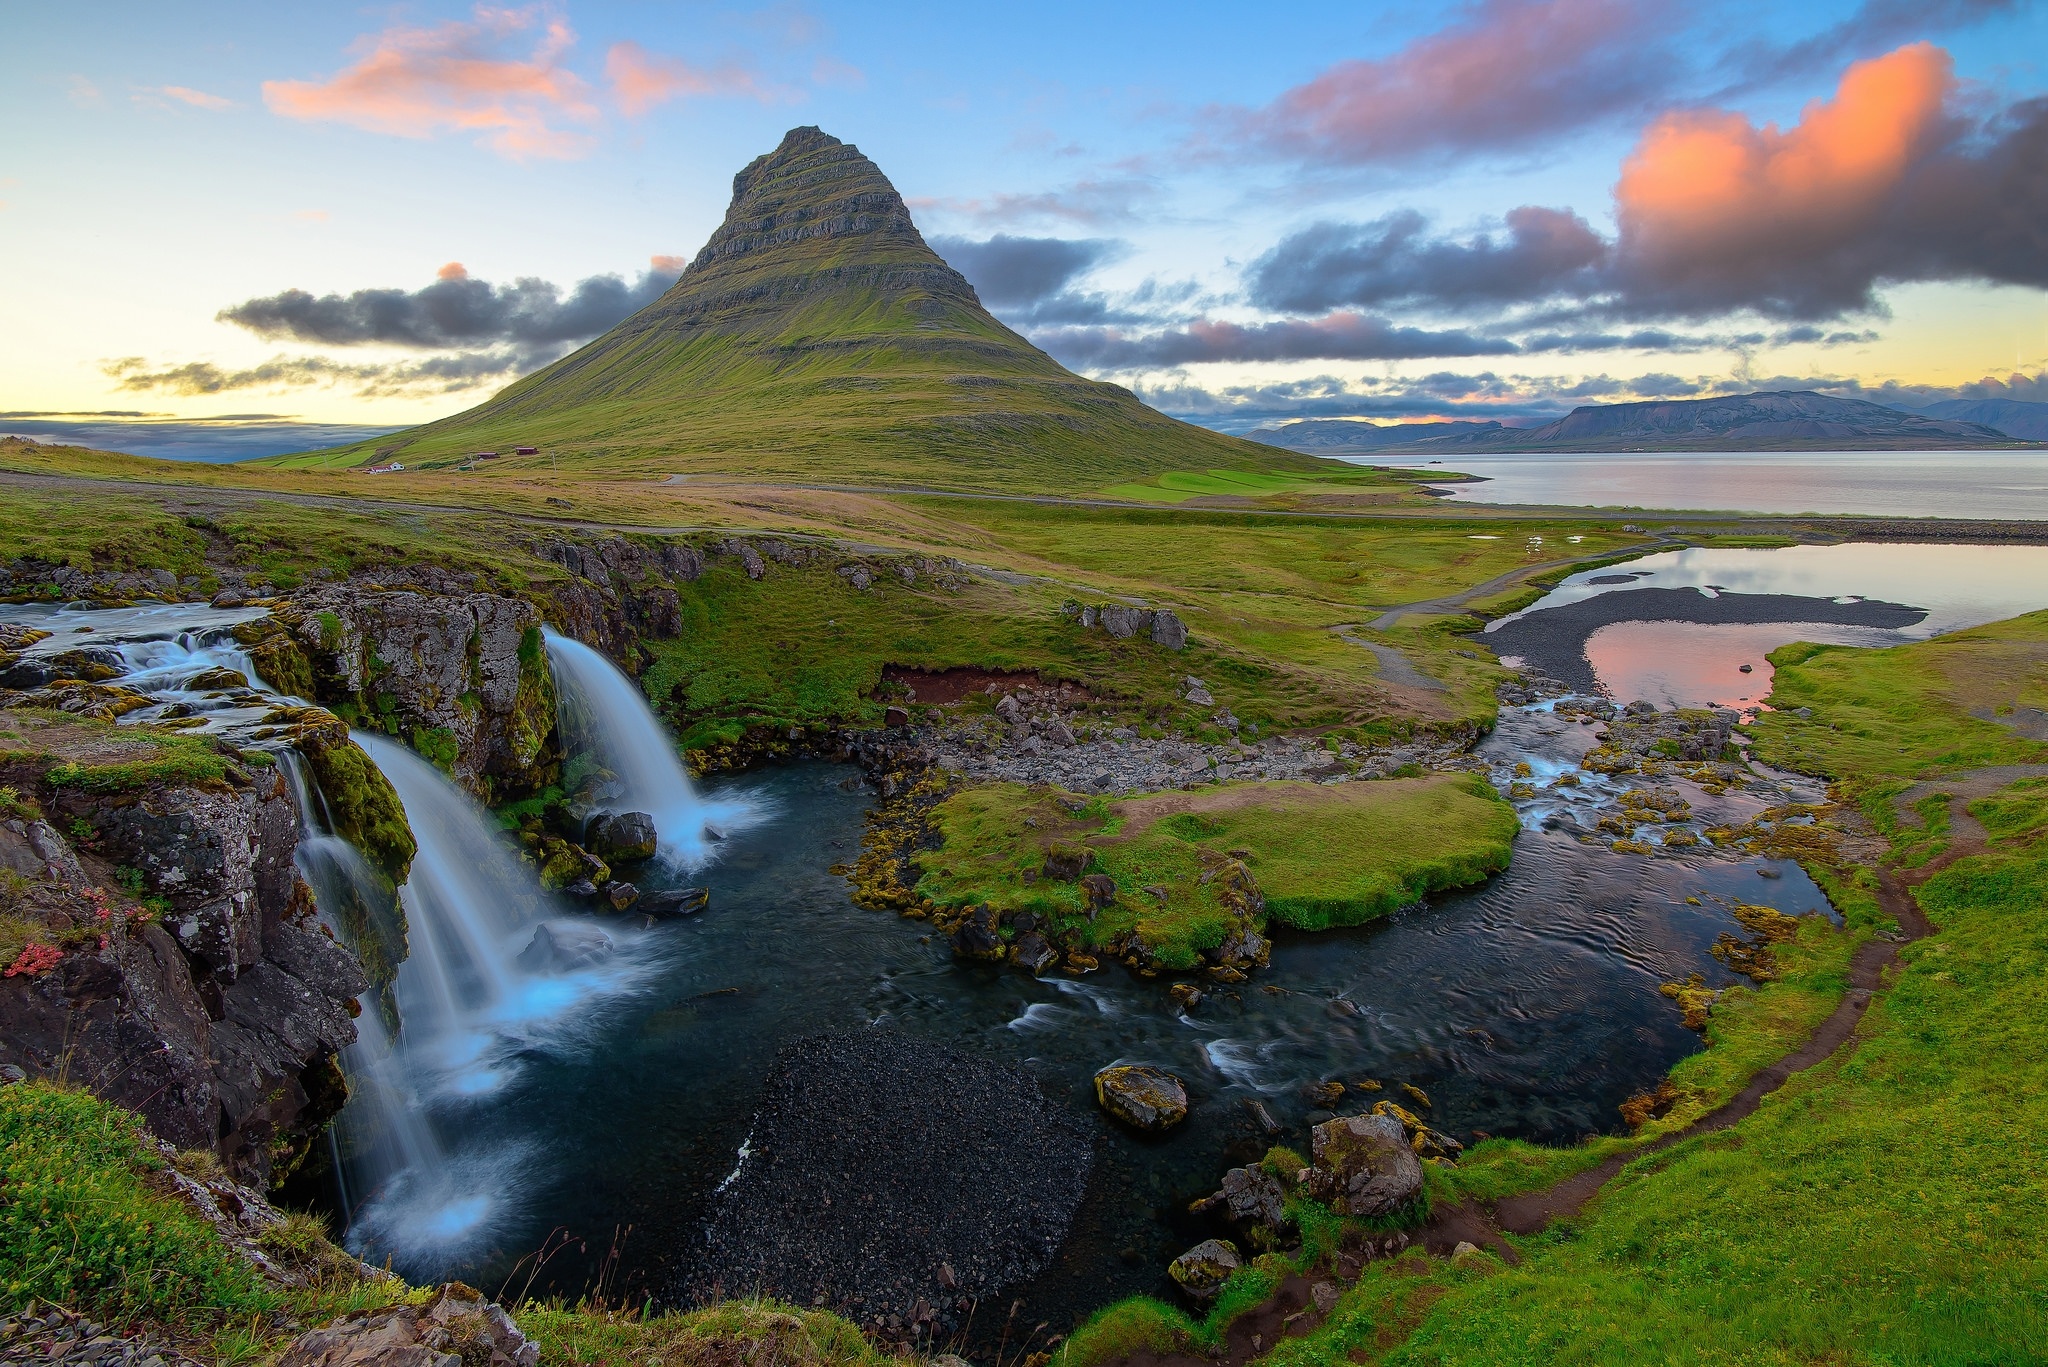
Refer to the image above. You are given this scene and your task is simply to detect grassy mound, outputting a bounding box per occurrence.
[916,775,1518,968]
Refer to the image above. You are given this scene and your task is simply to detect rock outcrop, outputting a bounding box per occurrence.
[237,586,558,803]
[277,1284,539,1367]
[0,713,379,1185]
[1300,1112,1424,1218]
[1168,1239,1241,1303]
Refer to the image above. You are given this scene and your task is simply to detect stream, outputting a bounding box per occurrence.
[5,537,2044,1332]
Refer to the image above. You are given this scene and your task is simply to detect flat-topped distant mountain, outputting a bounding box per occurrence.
[282,127,1282,492]
[1250,390,2030,455]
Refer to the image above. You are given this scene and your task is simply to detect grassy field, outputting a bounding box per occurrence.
[915,776,1518,969]
[0,1080,880,1367]
[1129,610,2048,1366]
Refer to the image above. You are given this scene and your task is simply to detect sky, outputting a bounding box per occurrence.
[3,0,2045,455]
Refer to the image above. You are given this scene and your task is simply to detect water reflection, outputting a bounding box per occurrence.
[1371,450,2048,520]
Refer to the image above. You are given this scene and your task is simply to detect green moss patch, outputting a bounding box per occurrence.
[916,775,1517,969]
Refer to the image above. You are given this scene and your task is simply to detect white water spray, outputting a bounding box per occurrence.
[543,630,757,866]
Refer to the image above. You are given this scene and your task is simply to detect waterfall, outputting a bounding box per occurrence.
[543,630,756,867]
[307,734,657,1272]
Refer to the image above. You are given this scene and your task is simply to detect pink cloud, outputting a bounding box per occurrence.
[1617,42,1953,273]
[262,6,600,160]
[1210,0,1668,166]
[151,85,233,111]
[603,40,789,116]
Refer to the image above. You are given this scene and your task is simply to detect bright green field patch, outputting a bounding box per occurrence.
[916,775,1518,969]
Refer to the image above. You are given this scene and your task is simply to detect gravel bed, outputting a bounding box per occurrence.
[682,1029,1092,1337]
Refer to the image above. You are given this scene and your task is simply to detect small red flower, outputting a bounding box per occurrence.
[4,942,63,978]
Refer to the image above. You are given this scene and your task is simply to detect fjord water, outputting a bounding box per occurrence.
[1378,449,2048,519]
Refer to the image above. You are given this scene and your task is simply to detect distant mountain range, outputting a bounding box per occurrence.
[1249,391,2046,454]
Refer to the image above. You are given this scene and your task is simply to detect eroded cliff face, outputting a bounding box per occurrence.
[237,587,559,803]
[0,712,380,1186]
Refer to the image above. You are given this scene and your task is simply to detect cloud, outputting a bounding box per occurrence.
[912,177,1160,227]
[1609,41,2048,317]
[103,351,527,399]
[262,5,601,159]
[1202,0,1670,168]
[66,76,102,108]
[1249,207,1608,313]
[603,40,787,117]
[1035,313,1518,371]
[1235,44,2048,329]
[136,85,234,111]
[1717,0,2023,94]
[928,233,1123,307]
[217,258,681,351]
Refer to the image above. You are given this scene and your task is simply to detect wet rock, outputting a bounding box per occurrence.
[562,878,600,901]
[949,905,1004,960]
[1169,982,1205,1012]
[1011,931,1058,976]
[602,881,640,912]
[1094,1064,1189,1132]
[278,1283,538,1367]
[516,921,614,973]
[1302,1113,1423,1217]
[1192,1165,1287,1246]
[587,810,657,863]
[1168,1239,1240,1303]
[639,886,710,918]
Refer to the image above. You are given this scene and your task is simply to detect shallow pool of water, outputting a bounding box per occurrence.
[1488,542,2048,708]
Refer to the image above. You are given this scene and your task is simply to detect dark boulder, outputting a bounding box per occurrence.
[588,810,657,863]
[950,904,1003,960]
[1167,1239,1240,1303]
[1192,1164,1288,1248]
[1302,1113,1423,1217]
[1094,1064,1189,1132]
[1012,931,1058,976]
[640,886,710,918]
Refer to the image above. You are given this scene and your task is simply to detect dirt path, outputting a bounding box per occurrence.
[1113,774,2026,1367]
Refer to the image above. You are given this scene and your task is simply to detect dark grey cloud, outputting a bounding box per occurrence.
[1716,0,2025,94]
[102,350,528,399]
[1035,313,1518,371]
[928,234,1123,308]
[1249,208,1607,313]
[218,260,681,349]
[1232,90,2048,329]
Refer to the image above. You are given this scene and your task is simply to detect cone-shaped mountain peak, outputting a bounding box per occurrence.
[325,127,1269,491]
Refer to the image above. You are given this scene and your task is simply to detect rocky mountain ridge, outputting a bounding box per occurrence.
[1250,389,2029,453]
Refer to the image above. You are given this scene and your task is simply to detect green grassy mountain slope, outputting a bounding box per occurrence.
[279,127,1290,492]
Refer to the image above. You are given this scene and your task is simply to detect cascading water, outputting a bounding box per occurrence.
[543,630,757,865]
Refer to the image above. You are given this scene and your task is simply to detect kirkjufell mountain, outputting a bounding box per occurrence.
[304,127,1270,490]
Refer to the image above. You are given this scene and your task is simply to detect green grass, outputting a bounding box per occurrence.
[914,775,1518,969]
[1749,611,2048,789]
[0,1082,281,1326]
[1292,613,2048,1364]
